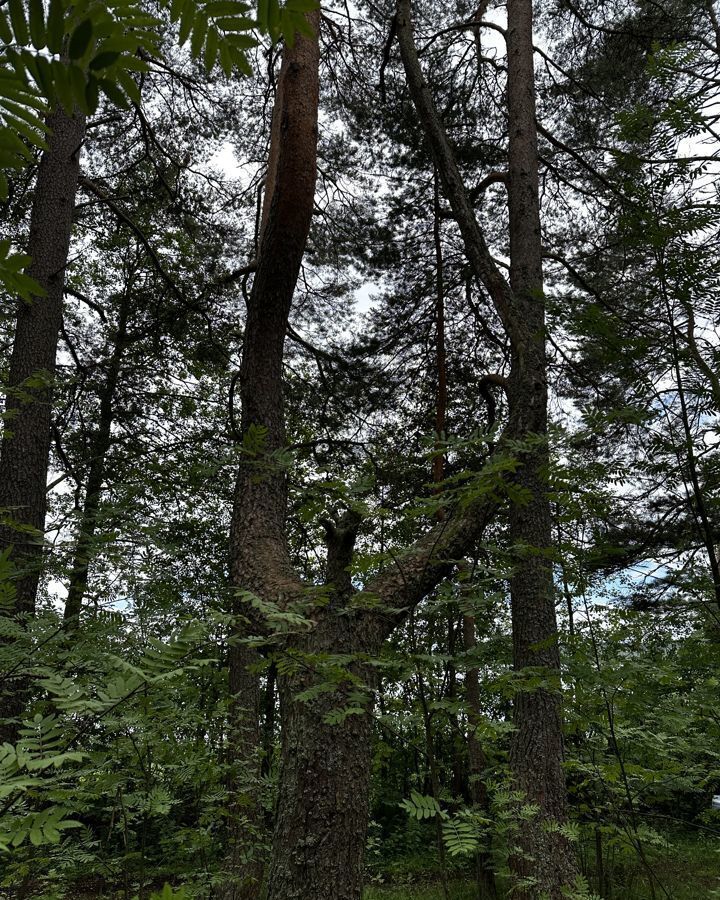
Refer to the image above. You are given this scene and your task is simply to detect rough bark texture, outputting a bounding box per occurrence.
[222,13,320,899]
[396,1,578,895]
[0,107,84,743]
[224,7,503,897]
[0,107,85,616]
[266,615,376,900]
[505,2,577,894]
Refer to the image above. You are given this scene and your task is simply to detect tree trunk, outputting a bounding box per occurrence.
[0,106,84,743]
[221,11,320,897]
[223,5,503,894]
[216,641,263,900]
[463,614,496,899]
[63,284,130,628]
[0,107,85,616]
[266,629,375,900]
[396,0,578,894]
[505,1,577,895]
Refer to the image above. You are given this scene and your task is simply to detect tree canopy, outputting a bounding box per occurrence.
[1,1,719,899]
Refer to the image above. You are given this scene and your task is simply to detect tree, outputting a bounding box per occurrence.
[0,106,85,740]
[395,0,578,894]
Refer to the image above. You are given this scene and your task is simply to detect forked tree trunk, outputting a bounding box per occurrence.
[0,107,85,616]
[224,4,504,896]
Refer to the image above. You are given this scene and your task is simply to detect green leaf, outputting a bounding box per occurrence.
[68,18,93,60]
[98,77,130,109]
[67,63,86,108]
[204,27,219,71]
[116,69,140,105]
[218,38,232,75]
[7,0,29,47]
[28,0,45,50]
[257,0,268,32]
[178,2,195,45]
[89,50,121,70]
[190,12,208,57]
[46,0,64,53]
[170,0,187,24]
[0,11,12,45]
[51,59,74,112]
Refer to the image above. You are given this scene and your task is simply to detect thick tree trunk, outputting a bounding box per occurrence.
[266,629,375,900]
[0,107,85,616]
[0,107,84,743]
[63,286,130,628]
[221,11,320,898]
[505,1,577,895]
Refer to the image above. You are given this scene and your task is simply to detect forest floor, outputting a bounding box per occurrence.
[362,833,720,899]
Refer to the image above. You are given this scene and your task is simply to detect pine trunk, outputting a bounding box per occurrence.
[0,107,84,742]
[396,0,578,893]
[0,107,85,615]
[63,284,130,627]
[221,11,320,896]
[505,0,577,895]
[266,648,375,900]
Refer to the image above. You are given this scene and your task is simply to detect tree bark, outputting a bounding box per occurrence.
[221,12,321,898]
[0,107,85,616]
[266,620,375,900]
[505,3,576,895]
[396,1,578,895]
[223,5,503,895]
[63,284,130,628]
[0,107,85,743]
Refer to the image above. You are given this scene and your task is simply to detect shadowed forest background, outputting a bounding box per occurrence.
[1,0,720,898]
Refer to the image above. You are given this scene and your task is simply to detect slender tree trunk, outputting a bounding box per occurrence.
[505,2,576,895]
[63,285,130,628]
[433,166,448,494]
[217,641,263,900]
[446,616,467,802]
[463,614,496,899]
[0,107,85,616]
[396,1,577,894]
[416,668,451,900]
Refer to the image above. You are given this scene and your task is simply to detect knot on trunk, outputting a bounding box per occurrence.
[321,509,363,598]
